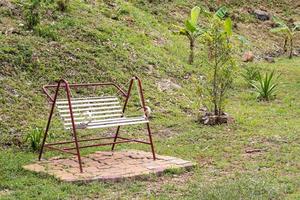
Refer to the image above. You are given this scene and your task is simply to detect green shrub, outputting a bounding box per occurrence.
[24,0,41,30]
[56,0,70,12]
[242,66,260,87]
[251,70,279,101]
[34,24,58,41]
[25,127,43,151]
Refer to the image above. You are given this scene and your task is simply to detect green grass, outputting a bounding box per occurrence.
[1,0,300,199]
[1,58,300,199]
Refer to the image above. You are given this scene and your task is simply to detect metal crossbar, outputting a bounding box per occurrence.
[39,77,156,173]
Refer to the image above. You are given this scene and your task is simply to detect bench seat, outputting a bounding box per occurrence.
[56,96,148,130]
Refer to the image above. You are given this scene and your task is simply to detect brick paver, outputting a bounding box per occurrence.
[23,150,195,183]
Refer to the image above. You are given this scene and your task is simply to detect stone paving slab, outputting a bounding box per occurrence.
[23,150,195,183]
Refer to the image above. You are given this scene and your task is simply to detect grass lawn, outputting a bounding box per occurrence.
[0,58,299,199]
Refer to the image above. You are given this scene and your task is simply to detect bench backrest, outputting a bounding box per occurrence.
[56,96,123,129]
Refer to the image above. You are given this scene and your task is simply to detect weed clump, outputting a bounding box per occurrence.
[24,0,41,30]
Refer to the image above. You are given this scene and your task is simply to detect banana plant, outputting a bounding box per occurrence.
[270,16,300,59]
[175,6,204,64]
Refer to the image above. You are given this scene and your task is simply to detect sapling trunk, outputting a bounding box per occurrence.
[212,38,219,116]
[289,38,293,59]
[283,37,288,53]
[213,63,218,115]
[188,39,195,64]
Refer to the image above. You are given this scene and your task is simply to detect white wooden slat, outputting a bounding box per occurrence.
[64,116,147,126]
[64,117,148,129]
[59,106,122,117]
[57,101,120,109]
[56,97,119,105]
[63,113,123,122]
[64,117,126,124]
[58,105,122,113]
[88,117,148,126]
[86,120,148,129]
[62,109,123,120]
[63,113,123,121]
[57,96,116,101]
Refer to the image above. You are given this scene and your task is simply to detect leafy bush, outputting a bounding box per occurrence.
[25,127,43,151]
[56,0,70,12]
[251,70,279,101]
[24,0,41,30]
[242,66,260,87]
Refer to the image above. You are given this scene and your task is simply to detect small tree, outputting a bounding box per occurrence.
[175,6,204,64]
[199,8,237,124]
[271,16,300,59]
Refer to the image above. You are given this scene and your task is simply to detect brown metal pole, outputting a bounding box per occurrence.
[136,76,156,160]
[111,78,135,151]
[39,81,61,161]
[64,80,83,173]
[111,126,120,151]
[43,82,128,98]
[146,123,156,160]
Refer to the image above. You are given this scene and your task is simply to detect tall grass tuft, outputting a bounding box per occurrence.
[25,127,43,152]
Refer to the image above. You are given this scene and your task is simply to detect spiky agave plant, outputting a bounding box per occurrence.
[174,6,204,64]
[251,70,279,101]
[270,16,300,59]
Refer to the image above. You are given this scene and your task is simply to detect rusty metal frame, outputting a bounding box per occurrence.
[39,76,156,173]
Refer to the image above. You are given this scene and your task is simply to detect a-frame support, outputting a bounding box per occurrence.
[39,79,83,172]
[111,77,156,160]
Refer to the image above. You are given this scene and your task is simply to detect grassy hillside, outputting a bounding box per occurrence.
[1,0,300,140]
[0,0,300,199]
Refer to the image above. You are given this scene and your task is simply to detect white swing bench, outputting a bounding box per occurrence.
[39,76,156,173]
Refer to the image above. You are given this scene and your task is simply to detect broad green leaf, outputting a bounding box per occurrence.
[185,20,196,33]
[270,26,290,34]
[190,6,200,26]
[215,6,228,19]
[224,17,232,36]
